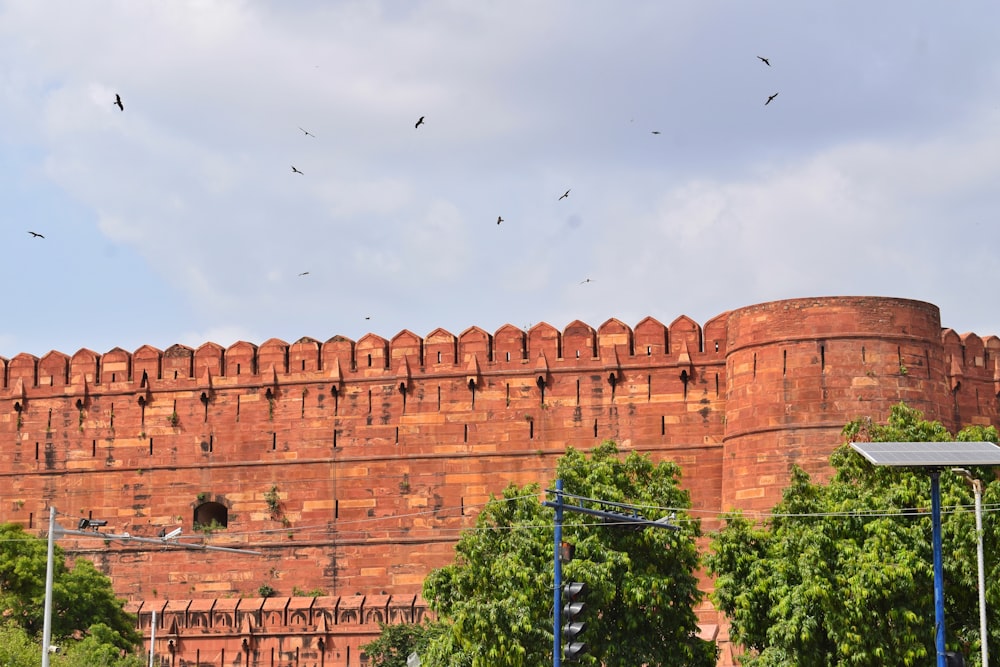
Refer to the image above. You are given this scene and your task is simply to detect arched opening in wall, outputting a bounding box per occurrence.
[194,502,228,531]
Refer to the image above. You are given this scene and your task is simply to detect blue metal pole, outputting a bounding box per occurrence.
[553,479,563,667]
[931,470,946,667]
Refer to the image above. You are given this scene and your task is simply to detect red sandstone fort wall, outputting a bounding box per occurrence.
[1,296,998,666]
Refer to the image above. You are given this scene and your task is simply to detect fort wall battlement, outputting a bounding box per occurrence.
[2,296,998,666]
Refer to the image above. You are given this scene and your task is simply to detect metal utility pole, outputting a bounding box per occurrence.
[551,479,565,667]
[42,507,56,667]
[41,508,260,667]
[954,468,989,667]
[543,481,680,667]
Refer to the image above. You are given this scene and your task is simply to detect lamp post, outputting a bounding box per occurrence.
[850,441,1000,667]
[41,507,56,667]
[41,507,260,667]
[953,468,989,667]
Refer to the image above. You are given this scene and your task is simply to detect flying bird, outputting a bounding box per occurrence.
[757,56,771,66]
[559,189,570,200]
[298,271,310,276]
[27,231,44,238]
[651,131,661,135]
[291,165,304,174]
[497,216,503,225]
[298,126,315,138]
[579,278,593,285]
[114,94,124,111]
[765,92,779,105]
[415,116,425,129]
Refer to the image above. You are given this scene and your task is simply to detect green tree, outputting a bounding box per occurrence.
[54,623,146,667]
[0,622,40,667]
[420,440,716,667]
[0,522,141,654]
[361,620,455,667]
[707,403,1000,666]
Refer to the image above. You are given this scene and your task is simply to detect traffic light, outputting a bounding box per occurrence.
[562,582,587,661]
[945,652,965,667]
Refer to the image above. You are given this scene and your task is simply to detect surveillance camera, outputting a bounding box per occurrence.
[48,645,61,654]
[163,527,183,540]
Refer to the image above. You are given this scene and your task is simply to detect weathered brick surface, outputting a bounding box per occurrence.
[2,296,998,666]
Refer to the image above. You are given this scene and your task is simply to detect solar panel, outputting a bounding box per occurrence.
[850,441,1000,467]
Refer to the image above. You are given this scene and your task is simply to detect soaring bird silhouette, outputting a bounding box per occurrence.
[298,126,315,137]
[291,165,304,174]
[27,231,44,238]
[114,94,124,111]
[559,189,570,200]
[651,130,661,135]
[579,278,593,285]
[298,271,310,276]
[415,116,425,129]
[497,216,503,225]
[765,92,779,105]
[757,56,771,66]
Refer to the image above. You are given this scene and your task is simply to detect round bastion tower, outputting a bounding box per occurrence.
[721,296,951,512]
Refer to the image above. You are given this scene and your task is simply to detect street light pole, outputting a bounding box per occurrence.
[41,506,56,667]
[41,507,260,667]
[954,468,989,667]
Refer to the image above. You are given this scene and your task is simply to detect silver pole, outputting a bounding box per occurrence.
[148,609,157,667]
[41,506,56,667]
[974,479,989,667]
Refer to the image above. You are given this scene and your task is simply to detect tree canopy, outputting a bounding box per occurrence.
[707,403,1000,667]
[408,440,716,667]
[0,522,141,658]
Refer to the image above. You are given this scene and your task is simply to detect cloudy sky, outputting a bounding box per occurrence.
[2,1,999,359]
